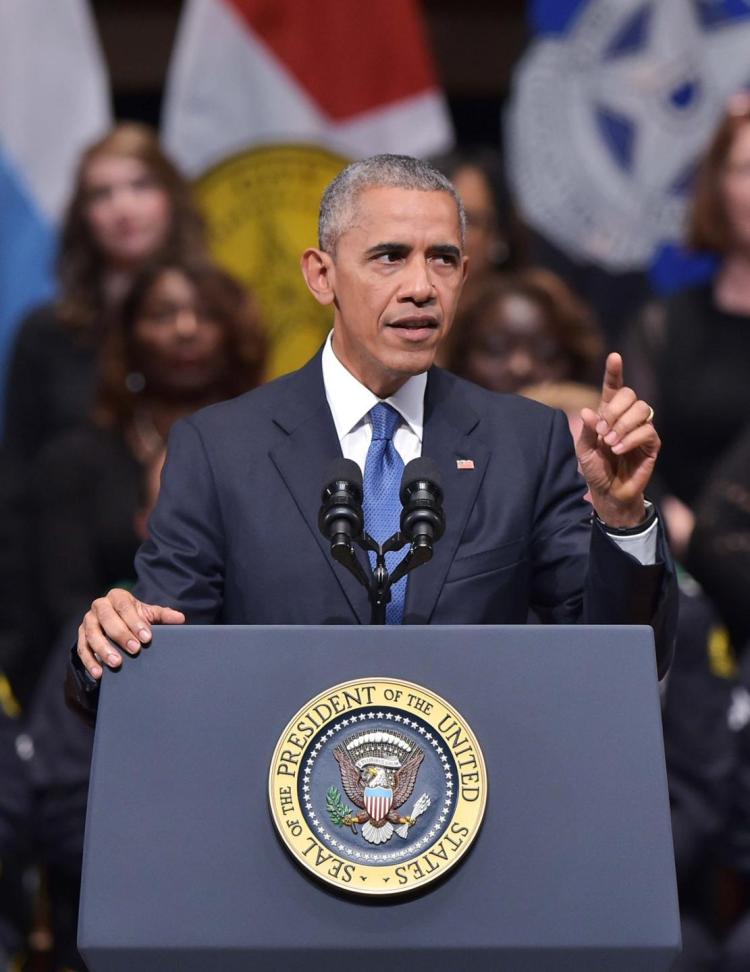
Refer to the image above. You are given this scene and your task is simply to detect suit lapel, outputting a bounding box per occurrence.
[404,369,490,624]
[268,355,370,623]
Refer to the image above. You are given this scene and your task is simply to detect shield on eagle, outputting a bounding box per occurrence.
[364,785,393,823]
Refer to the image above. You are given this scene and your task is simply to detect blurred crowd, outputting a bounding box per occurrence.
[0,104,749,970]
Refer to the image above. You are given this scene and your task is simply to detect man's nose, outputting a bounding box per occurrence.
[400,258,435,303]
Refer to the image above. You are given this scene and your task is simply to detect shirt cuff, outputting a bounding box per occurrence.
[606,515,658,565]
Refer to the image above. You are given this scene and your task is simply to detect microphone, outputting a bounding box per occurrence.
[318,459,364,551]
[399,458,445,551]
[317,456,445,623]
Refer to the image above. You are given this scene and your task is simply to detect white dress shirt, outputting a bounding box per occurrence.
[322,332,425,470]
[321,333,656,565]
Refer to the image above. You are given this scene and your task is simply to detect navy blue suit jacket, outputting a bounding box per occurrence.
[130,354,675,676]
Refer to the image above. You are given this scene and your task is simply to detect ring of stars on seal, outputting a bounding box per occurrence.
[269,677,487,895]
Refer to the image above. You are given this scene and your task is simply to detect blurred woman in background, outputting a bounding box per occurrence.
[32,255,266,636]
[627,96,750,558]
[446,267,604,395]
[432,148,528,368]
[0,123,208,707]
[433,147,527,285]
[3,122,207,465]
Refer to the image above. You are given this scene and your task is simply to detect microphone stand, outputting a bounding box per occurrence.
[347,530,431,625]
[318,458,444,625]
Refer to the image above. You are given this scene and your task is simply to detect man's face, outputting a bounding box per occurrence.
[314,186,467,397]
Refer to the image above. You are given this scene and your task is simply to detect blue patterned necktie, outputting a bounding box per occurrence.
[362,402,406,624]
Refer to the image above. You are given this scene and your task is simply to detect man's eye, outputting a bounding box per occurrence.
[376,252,402,263]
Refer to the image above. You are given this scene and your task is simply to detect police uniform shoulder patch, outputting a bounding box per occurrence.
[269,677,486,895]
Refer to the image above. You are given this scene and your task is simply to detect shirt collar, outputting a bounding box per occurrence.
[321,331,426,443]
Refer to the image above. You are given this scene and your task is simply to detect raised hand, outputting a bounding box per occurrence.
[576,352,660,528]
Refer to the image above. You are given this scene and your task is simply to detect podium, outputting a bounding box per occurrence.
[79,625,680,971]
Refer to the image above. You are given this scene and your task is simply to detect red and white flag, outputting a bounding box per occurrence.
[162,0,453,176]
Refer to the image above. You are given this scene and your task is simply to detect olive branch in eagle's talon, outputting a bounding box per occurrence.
[326,786,357,833]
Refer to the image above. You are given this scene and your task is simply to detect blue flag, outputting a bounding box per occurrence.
[0,0,111,434]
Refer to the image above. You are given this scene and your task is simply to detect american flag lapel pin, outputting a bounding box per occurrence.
[456,458,475,470]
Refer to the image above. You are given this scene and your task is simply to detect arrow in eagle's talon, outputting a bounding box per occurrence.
[395,793,431,838]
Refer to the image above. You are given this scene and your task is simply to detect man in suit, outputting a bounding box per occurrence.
[71,155,675,708]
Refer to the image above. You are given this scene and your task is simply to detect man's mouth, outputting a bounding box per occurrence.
[386,316,439,332]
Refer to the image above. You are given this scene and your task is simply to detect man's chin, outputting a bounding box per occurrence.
[386,329,444,361]
[384,347,439,381]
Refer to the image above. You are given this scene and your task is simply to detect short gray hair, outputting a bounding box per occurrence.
[318,154,465,254]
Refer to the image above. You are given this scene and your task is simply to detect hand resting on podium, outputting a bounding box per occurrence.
[77,589,184,681]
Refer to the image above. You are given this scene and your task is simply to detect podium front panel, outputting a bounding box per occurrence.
[80,625,679,971]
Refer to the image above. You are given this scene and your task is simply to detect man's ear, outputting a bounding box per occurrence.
[300,247,335,306]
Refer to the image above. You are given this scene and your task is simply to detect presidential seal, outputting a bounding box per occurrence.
[269,678,486,895]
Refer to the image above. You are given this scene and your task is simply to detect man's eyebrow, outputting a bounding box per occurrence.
[428,244,462,260]
[365,242,411,257]
[364,242,462,259]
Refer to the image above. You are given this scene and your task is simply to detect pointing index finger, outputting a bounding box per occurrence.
[600,352,624,406]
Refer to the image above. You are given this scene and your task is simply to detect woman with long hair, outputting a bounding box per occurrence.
[626,95,750,557]
[0,123,210,709]
[33,255,266,634]
[3,122,207,464]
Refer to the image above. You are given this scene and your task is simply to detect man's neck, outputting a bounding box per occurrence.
[330,332,413,399]
[322,333,426,445]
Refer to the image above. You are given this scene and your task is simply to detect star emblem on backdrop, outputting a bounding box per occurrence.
[508,0,750,269]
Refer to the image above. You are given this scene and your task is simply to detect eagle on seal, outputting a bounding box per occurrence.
[333,731,425,845]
